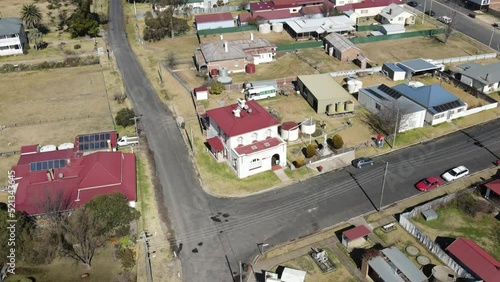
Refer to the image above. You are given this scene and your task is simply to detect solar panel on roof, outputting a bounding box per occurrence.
[77,132,114,151]
[29,159,67,171]
[433,100,462,113]
[378,84,402,99]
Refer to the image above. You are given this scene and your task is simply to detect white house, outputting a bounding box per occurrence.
[378,3,416,25]
[155,0,229,11]
[393,82,467,125]
[358,84,426,132]
[205,99,287,179]
[0,17,27,57]
[454,62,500,94]
[336,0,405,24]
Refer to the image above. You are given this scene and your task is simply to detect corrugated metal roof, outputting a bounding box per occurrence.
[368,256,406,282]
[397,59,439,72]
[195,12,234,24]
[382,247,428,282]
[337,0,404,12]
[379,24,406,34]
[361,84,426,114]
[200,38,276,62]
[456,62,500,85]
[324,32,359,52]
[298,73,351,100]
[383,63,405,73]
[0,17,23,36]
[343,225,371,241]
[285,16,355,34]
[393,83,465,114]
[379,3,411,20]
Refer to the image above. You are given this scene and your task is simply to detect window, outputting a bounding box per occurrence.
[457,108,463,113]
[375,103,381,110]
[361,9,368,14]
[266,129,272,137]
[249,158,262,170]
[252,133,258,141]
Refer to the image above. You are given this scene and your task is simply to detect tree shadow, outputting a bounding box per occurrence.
[350,243,384,269]
[435,236,456,250]
[422,264,436,277]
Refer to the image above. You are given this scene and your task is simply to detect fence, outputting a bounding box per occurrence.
[356,25,379,32]
[431,53,497,64]
[436,71,498,104]
[0,150,20,157]
[177,5,240,15]
[197,25,258,36]
[349,29,445,44]
[222,76,297,91]
[398,189,476,279]
[329,66,382,78]
[276,41,323,52]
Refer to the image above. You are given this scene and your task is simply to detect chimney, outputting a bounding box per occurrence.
[250,32,254,41]
[224,41,228,53]
[220,34,223,40]
[389,8,392,15]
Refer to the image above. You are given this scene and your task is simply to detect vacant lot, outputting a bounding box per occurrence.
[1,0,52,19]
[358,33,495,66]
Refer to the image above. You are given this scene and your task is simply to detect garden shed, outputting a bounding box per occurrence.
[297,74,354,114]
[342,225,371,249]
[382,63,406,81]
[421,209,438,221]
[194,86,208,101]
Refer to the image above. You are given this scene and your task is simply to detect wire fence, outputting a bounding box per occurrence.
[349,29,445,44]
[1,114,110,128]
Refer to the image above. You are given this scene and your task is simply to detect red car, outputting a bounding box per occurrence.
[415,177,444,191]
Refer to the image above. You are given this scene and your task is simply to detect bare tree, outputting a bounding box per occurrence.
[363,100,412,135]
[35,186,74,225]
[239,0,250,11]
[320,2,335,17]
[167,51,178,67]
[443,10,457,43]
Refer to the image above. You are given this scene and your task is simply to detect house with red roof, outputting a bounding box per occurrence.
[336,0,405,24]
[11,144,136,215]
[205,99,287,178]
[238,10,303,25]
[250,0,325,13]
[446,238,500,282]
[195,12,235,31]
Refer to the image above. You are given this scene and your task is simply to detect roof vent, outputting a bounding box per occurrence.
[264,142,270,147]
[247,108,253,114]
[233,108,241,117]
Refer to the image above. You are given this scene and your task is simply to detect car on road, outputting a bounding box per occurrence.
[438,16,452,24]
[352,157,374,169]
[415,177,444,191]
[442,166,469,182]
[407,1,418,7]
[425,10,435,16]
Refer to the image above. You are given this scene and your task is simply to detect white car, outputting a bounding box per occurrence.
[442,166,469,182]
[438,16,452,24]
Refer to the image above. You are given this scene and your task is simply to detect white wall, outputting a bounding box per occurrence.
[0,32,25,56]
[335,0,364,7]
[253,51,275,65]
[196,20,234,30]
[235,143,287,178]
[427,105,467,125]
[393,71,406,81]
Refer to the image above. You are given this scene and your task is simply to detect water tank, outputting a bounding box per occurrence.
[217,76,232,85]
[259,23,271,34]
[219,67,229,77]
[300,119,316,135]
[40,145,57,152]
[210,68,219,77]
[346,79,362,94]
[272,22,283,32]
[58,142,75,150]
[281,122,299,141]
[345,100,354,112]
[245,63,256,74]
[336,102,345,113]
[430,265,455,282]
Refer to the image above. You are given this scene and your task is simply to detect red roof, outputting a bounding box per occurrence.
[250,1,276,11]
[343,225,371,241]
[281,122,298,130]
[194,86,208,92]
[195,12,234,24]
[446,238,500,282]
[17,148,76,166]
[207,137,225,151]
[206,100,280,137]
[485,179,500,195]
[234,137,283,155]
[337,0,403,12]
[239,10,294,22]
[20,145,39,155]
[12,151,136,215]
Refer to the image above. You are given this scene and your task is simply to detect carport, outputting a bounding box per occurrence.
[341,225,371,249]
[397,59,440,80]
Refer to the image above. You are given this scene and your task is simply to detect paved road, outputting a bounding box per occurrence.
[410,0,500,50]
[108,1,500,281]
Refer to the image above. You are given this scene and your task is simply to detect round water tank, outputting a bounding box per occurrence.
[336,102,345,113]
[58,142,75,150]
[219,67,229,77]
[281,122,299,141]
[300,119,316,135]
[272,22,283,32]
[210,68,219,77]
[259,23,271,34]
[217,76,232,85]
[345,100,354,112]
[40,145,57,152]
[245,63,256,74]
[430,265,455,282]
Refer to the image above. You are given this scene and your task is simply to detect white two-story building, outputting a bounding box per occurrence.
[0,17,27,57]
[205,99,287,179]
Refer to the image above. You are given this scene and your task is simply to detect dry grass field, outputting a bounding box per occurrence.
[0,0,52,19]
[200,30,296,46]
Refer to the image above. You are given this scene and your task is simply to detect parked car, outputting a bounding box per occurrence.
[438,16,452,24]
[117,136,139,147]
[425,10,435,16]
[352,157,374,169]
[468,12,476,18]
[494,22,500,28]
[407,1,418,7]
[415,177,444,191]
[442,166,469,182]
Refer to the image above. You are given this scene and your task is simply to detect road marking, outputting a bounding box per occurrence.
[307,207,318,213]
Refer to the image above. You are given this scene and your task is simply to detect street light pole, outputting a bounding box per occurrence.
[422,0,427,24]
[379,162,389,212]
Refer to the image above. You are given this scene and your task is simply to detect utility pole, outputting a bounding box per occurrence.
[130,115,142,150]
[143,231,153,282]
[429,0,433,17]
[239,261,243,282]
[422,0,427,24]
[379,162,389,212]
[392,107,400,150]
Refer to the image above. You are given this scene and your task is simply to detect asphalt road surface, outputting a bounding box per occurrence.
[409,0,500,50]
[108,1,500,281]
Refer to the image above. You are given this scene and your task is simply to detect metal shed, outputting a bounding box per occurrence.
[397,59,440,79]
[297,74,354,114]
[382,63,406,81]
[378,24,406,35]
[421,209,438,221]
[195,12,235,31]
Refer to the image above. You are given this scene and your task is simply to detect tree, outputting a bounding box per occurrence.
[34,188,75,225]
[143,9,189,42]
[247,16,265,26]
[320,2,336,17]
[209,81,224,95]
[28,28,43,50]
[0,208,37,266]
[60,206,108,268]
[20,3,43,29]
[115,108,136,127]
[239,0,250,11]
[443,10,457,44]
[305,144,317,158]
[167,51,178,68]
[165,0,187,38]
[68,12,100,38]
[364,100,411,136]
[85,193,139,235]
[331,134,344,149]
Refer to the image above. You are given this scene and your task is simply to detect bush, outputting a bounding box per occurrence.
[114,93,127,104]
[305,144,317,158]
[294,158,305,168]
[117,248,136,269]
[209,81,224,95]
[331,134,344,149]
[74,44,81,49]
[115,108,136,127]
[453,193,486,217]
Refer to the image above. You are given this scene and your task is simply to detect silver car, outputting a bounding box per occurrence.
[442,166,469,182]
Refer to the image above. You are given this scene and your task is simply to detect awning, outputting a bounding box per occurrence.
[207,137,224,151]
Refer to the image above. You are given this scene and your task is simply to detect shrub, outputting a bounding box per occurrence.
[114,93,127,104]
[294,158,305,168]
[209,81,224,95]
[453,193,484,217]
[332,134,344,149]
[74,44,81,49]
[118,248,136,269]
[115,108,135,127]
[305,144,317,158]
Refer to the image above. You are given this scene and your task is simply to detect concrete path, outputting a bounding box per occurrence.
[273,168,292,185]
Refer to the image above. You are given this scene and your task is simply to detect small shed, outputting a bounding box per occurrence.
[378,24,405,35]
[397,59,440,79]
[280,267,306,282]
[342,225,371,249]
[421,209,438,221]
[194,86,208,101]
[484,179,500,199]
[195,12,234,31]
[323,33,361,62]
[382,63,406,81]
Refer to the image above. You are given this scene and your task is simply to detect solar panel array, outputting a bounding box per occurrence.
[78,133,111,151]
[433,100,462,113]
[377,84,402,99]
[30,159,67,172]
